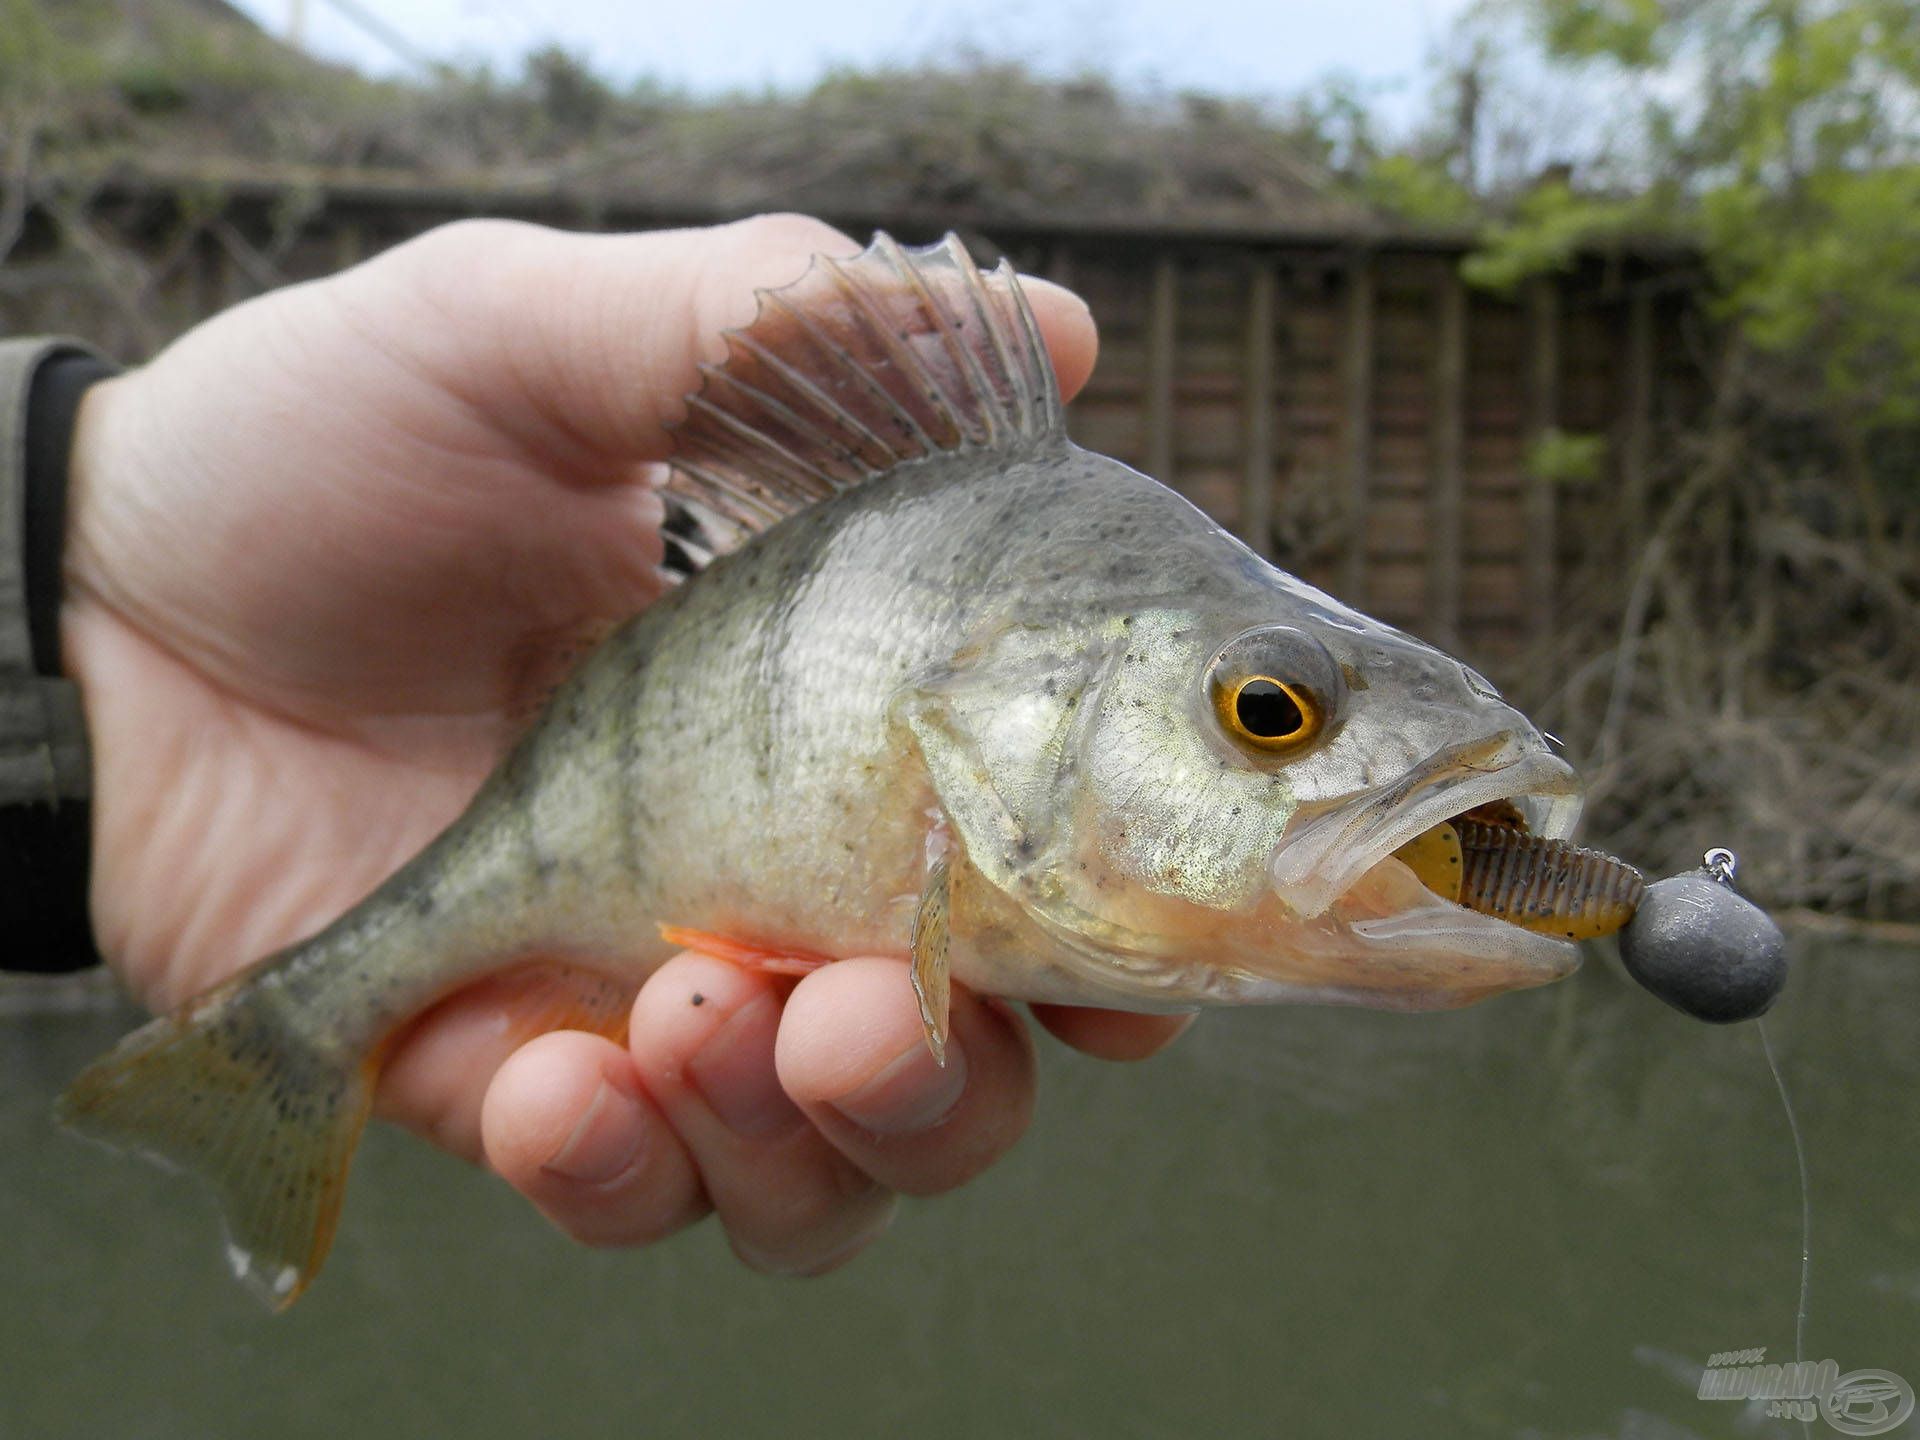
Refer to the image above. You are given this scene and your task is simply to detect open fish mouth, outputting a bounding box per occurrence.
[1269,732,1584,915]
[1389,803,1646,942]
[1267,731,1642,986]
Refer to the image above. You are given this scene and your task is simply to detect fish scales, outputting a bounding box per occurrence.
[58,232,1619,1308]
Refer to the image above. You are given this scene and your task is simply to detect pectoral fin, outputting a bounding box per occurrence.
[897,625,1120,901]
[910,856,953,1066]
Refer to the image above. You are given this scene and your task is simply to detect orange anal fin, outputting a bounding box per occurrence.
[658,926,835,976]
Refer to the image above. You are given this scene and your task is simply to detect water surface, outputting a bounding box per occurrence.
[4,938,1913,1438]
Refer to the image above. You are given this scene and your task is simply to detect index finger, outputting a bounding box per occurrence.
[1029,1004,1195,1062]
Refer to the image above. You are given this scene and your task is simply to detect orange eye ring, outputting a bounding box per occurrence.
[1214,674,1323,752]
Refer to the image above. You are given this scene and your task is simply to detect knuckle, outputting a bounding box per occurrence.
[359,219,558,327]
[392,217,543,271]
[719,211,852,262]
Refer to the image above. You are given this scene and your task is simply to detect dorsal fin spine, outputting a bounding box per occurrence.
[948,244,1025,438]
[998,257,1044,433]
[763,288,934,456]
[698,425,827,507]
[700,367,862,494]
[947,239,1030,442]
[1000,258,1062,433]
[684,391,834,494]
[681,423,785,499]
[880,233,999,448]
[665,231,1066,567]
[673,533,717,569]
[700,376,851,490]
[728,332,894,463]
[672,498,749,556]
[821,254,965,449]
[673,458,785,531]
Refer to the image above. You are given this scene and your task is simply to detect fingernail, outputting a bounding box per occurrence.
[541,1077,646,1185]
[687,993,806,1138]
[830,1034,968,1136]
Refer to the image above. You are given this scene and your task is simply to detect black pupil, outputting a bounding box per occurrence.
[1236,679,1305,738]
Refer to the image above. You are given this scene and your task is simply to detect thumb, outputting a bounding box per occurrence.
[353,213,1099,475]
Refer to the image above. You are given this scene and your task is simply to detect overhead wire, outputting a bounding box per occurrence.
[307,0,439,74]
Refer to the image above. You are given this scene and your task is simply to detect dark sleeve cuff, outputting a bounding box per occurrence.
[25,352,117,677]
[0,798,99,972]
[1,340,117,973]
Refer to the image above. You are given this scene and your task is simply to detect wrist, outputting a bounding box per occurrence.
[1,338,119,973]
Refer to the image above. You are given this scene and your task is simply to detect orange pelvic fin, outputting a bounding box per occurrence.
[658,925,834,976]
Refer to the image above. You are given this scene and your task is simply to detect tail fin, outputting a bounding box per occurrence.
[55,975,374,1311]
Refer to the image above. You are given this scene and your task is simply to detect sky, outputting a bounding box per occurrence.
[229,0,1479,121]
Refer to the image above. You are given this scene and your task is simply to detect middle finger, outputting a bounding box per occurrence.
[627,951,896,1275]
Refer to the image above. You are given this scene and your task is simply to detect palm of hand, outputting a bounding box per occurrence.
[65,229,673,1012]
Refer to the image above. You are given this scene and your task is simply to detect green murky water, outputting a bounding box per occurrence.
[4,938,1914,1439]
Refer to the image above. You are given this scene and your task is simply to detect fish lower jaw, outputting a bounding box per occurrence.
[1330,854,1583,986]
[1267,742,1584,921]
[1143,859,1581,1011]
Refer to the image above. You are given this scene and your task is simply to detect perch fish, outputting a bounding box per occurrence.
[59,234,1644,1308]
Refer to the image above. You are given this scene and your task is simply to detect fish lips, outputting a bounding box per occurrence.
[1267,732,1587,987]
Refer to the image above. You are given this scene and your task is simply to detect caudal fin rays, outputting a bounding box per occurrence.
[56,976,374,1311]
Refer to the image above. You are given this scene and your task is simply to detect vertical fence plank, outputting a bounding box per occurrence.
[1146,253,1177,486]
[204,200,263,312]
[1339,253,1375,603]
[1046,242,1075,292]
[1524,277,1561,649]
[14,184,1699,659]
[332,219,366,274]
[1240,260,1277,558]
[192,229,221,319]
[1428,262,1467,646]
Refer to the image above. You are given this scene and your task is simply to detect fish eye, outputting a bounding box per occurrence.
[1213,675,1324,752]
[1206,625,1343,758]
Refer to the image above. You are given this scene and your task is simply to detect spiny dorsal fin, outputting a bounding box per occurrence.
[665,232,1064,554]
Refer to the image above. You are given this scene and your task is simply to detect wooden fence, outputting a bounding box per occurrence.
[1,171,1706,673]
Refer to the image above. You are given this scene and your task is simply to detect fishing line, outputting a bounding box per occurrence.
[1758,1014,1813,1436]
[1625,848,1808,1425]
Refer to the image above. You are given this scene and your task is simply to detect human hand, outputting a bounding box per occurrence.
[61,214,1193,1272]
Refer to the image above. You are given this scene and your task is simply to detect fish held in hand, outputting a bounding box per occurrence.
[60,233,1628,1307]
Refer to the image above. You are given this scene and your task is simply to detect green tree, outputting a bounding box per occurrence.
[1461,0,1920,915]
[1469,0,1920,429]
